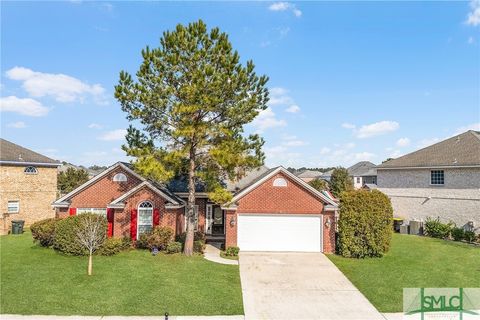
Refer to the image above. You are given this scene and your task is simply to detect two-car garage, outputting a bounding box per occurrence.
[237,214,323,252]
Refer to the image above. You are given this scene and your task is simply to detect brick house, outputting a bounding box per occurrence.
[0,139,60,234]
[53,162,339,253]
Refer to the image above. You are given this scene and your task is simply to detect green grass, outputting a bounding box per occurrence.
[328,233,480,312]
[0,232,243,316]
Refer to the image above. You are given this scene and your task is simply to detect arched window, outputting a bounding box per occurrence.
[273,177,287,187]
[24,166,38,174]
[137,201,153,238]
[113,173,127,182]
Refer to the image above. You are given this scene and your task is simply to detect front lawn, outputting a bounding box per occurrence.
[0,232,243,316]
[328,233,480,312]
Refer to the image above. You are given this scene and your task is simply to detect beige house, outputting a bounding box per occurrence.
[0,139,60,234]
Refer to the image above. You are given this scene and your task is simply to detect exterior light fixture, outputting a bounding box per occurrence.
[325,217,331,229]
[230,217,236,227]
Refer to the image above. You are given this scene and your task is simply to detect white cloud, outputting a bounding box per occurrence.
[319,147,331,155]
[88,123,103,129]
[283,139,307,147]
[269,87,294,106]
[268,2,302,17]
[5,66,107,104]
[7,121,27,129]
[356,121,400,138]
[468,36,475,44]
[98,129,127,141]
[0,96,49,117]
[396,137,410,147]
[285,104,300,113]
[466,0,480,26]
[341,123,356,129]
[252,108,287,132]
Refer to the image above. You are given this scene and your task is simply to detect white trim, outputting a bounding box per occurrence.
[165,204,185,209]
[52,201,69,208]
[0,160,60,167]
[221,206,237,211]
[206,204,213,235]
[137,201,153,240]
[109,181,181,206]
[228,167,338,207]
[174,192,210,198]
[7,200,20,213]
[377,165,480,170]
[53,162,146,205]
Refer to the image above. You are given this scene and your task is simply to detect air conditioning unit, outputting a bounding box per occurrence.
[409,220,423,236]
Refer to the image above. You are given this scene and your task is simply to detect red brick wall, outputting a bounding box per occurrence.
[322,212,336,254]
[225,210,237,248]
[69,167,142,208]
[236,172,324,214]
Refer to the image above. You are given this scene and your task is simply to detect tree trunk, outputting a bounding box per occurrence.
[183,150,196,256]
[87,253,93,276]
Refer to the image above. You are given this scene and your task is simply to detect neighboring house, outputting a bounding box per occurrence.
[377,130,480,232]
[0,139,60,234]
[347,161,377,189]
[319,169,335,182]
[295,169,323,182]
[53,162,338,253]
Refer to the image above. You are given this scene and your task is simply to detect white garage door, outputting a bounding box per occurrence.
[237,214,323,252]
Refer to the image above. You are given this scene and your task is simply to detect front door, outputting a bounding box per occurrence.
[212,206,224,235]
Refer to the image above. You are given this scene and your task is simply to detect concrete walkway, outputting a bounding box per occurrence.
[203,243,238,265]
[0,316,244,320]
[239,252,386,320]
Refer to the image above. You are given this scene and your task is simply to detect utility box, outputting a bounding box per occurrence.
[409,220,423,235]
[400,225,409,234]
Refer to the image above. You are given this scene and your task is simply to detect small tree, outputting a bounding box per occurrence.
[75,214,107,275]
[58,167,89,195]
[329,167,353,198]
[308,178,328,192]
[338,190,393,258]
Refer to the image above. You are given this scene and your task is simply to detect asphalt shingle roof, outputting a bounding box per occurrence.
[347,161,377,176]
[378,130,480,168]
[296,169,323,178]
[0,138,59,165]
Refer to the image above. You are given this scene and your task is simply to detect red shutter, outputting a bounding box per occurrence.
[69,208,76,216]
[107,208,114,238]
[153,208,160,228]
[130,209,137,240]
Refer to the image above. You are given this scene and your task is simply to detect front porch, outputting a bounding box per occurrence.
[205,204,226,248]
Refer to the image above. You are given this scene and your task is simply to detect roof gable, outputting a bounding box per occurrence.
[109,181,183,208]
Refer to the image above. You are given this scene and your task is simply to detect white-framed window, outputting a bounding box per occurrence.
[273,177,288,187]
[113,173,127,182]
[24,166,38,174]
[77,208,107,217]
[430,170,445,185]
[356,177,360,183]
[7,201,19,213]
[137,201,153,239]
[184,205,199,231]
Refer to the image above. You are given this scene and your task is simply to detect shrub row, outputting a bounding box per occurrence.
[424,217,477,243]
[135,227,205,254]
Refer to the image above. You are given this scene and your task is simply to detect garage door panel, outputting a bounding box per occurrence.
[237,214,322,252]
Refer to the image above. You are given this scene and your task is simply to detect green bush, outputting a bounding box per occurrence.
[135,233,150,249]
[31,218,58,247]
[338,190,393,258]
[193,240,205,253]
[225,246,239,256]
[121,236,132,249]
[464,231,476,243]
[166,241,182,254]
[97,238,124,256]
[53,214,107,256]
[146,226,174,250]
[424,217,453,239]
[451,227,465,241]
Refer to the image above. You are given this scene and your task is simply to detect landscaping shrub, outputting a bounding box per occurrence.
[53,214,107,256]
[31,218,58,247]
[225,246,240,257]
[451,227,465,241]
[193,240,205,253]
[464,231,476,243]
[424,217,453,239]
[121,236,132,249]
[175,231,205,243]
[166,241,182,254]
[97,237,124,256]
[146,226,174,250]
[135,233,150,249]
[338,190,393,258]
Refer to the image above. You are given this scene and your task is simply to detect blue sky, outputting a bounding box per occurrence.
[1,1,479,168]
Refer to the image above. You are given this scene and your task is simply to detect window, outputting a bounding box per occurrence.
[24,166,38,174]
[7,201,19,213]
[356,177,360,183]
[372,177,377,184]
[273,177,287,187]
[430,170,444,185]
[77,208,107,217]
[137,201,153,238]
[113,173,127,182]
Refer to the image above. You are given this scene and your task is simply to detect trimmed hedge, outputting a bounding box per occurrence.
[225,246,239,257]
[338,190,393,258]
[53,214,107,256]
[146,226,174,250]
[31,218,58,247]
[166,241,182,254]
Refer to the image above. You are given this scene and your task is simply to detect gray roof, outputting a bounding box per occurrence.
[320,169,335,178]
[0,138,60,166]
[296,169,323,178]
[378,130,480,169]
[348,161,377,176]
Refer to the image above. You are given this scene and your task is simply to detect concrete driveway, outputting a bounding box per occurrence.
[239,252,385,320]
